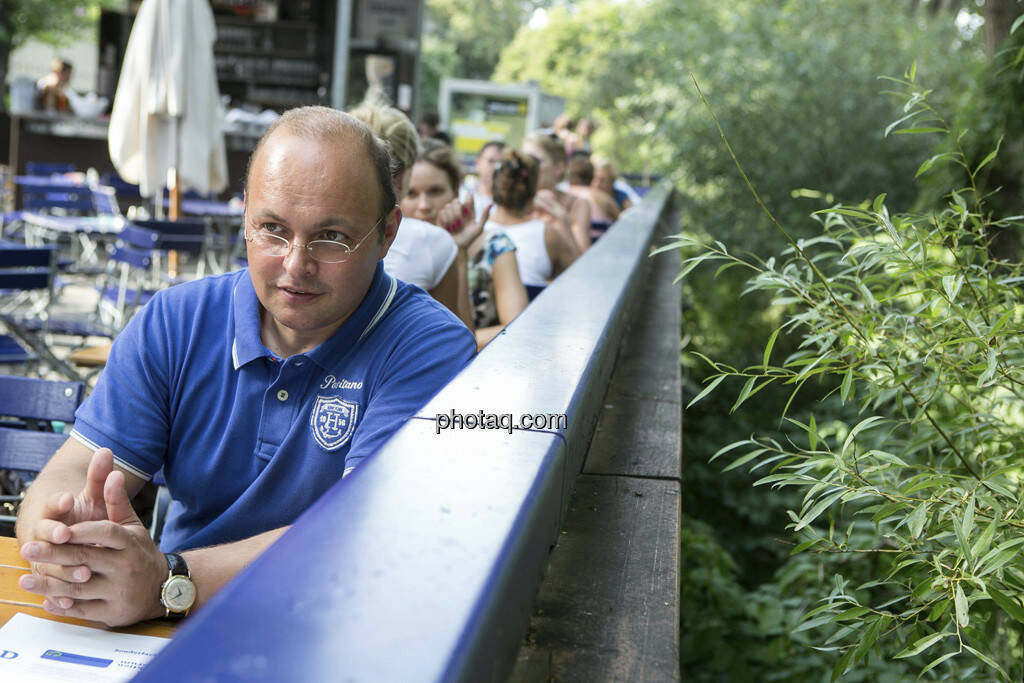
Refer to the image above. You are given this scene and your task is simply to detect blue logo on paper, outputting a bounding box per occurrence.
[310,395,358,451]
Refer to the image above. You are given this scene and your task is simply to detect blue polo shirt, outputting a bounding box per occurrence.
[71,263,475,552]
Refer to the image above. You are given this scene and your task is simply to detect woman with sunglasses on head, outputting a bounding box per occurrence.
[522,132,592,254]
[482,148,579,301]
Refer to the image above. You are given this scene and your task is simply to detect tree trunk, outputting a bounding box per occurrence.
[983,0,1019,55]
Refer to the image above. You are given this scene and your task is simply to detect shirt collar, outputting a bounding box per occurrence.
[231,263,397,370]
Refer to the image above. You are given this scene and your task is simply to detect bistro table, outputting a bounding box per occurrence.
[0,535,174,638]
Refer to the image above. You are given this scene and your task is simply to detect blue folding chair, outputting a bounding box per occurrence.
[0,375,84,529]
[0,243,115,382]
[25,162,75,176]
[132,218,210,281]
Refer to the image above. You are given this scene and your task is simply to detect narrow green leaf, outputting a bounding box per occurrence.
[795,490,846,531]
[721,448,768,472]
[831,647,854,682]
[988,586,1024,624]
[893,631,949,659]
[729,376,757,413]
[977,348,997,387]
[908,501,928,539]
[974,137,1002,176]
[762,326,781,369]
[962,491,975,541]
[942,274,962,302]
[954,584,969,627]
[872,193,886,213]
[840,367,853,403]
[1013,13,1024,34]
[709,440,753,463]
[907,61,917,80]
[851,615,887,667]
[892,126,947,135]
[792,614,835,634]
[971,517,997,568]
[921,650,959,675]
[686,374,727,408]
[808,413,818,451]
[841,416,886,459]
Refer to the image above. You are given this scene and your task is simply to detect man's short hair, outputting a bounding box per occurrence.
[246,106,397,237]
[567,157,594,186]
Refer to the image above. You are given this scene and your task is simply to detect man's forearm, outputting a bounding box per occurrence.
[177,526,289,615]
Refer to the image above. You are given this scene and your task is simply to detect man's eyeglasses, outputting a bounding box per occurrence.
[244,213,387,264]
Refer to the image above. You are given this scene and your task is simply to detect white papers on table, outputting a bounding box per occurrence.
[0,613,169,682]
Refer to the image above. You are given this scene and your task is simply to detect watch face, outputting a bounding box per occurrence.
[162,575,197,612]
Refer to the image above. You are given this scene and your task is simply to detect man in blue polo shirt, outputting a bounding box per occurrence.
[15,107,476,626]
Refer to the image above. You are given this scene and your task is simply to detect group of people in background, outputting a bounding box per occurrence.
[357,100,638,349]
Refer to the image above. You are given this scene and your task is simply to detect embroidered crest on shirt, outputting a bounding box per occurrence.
[311,395,359,451]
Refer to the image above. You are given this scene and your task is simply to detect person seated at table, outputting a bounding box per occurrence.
[482,148,579,300]
[349,100,472,328]
[566,155,620,224]
[521,132,591,254]
[465,141,504,222]
[34,58,74,113]
[417,110,452,146]
[591,155,634,211]
[402,143,469,232]
[14,106,476,628]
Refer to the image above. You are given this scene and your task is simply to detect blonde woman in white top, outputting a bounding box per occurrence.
[348,102,469,327]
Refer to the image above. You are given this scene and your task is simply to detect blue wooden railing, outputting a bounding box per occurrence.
[135,182,677,682]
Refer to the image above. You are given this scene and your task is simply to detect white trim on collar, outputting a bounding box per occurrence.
[359,274,397,342]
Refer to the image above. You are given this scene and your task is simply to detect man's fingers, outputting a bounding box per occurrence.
[103,471,138,526]
[22,540,104,573]
[42,597,125,627]
[38,492,74,523]
[30,561,91,584]
[84,448,115,504]
[65,520,130,550]
[20,569,92,601]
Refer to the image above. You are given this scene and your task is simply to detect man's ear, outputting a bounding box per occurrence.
[378,204,402,260]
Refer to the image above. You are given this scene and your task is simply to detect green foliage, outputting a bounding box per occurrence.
[675,74,1024,680]
[418,0,555,112]
[2,0,113,49]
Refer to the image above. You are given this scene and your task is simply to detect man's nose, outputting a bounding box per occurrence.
[282,241,316,273]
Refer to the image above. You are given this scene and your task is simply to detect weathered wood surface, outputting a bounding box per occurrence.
[510,209,682,682]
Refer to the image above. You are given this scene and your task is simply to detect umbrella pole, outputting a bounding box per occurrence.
[168,166,180,279]
[167,116,181,280]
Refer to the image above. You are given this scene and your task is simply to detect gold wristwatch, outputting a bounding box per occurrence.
[159,552,196,619]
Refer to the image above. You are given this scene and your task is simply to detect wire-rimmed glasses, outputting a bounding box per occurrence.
[244,213,387,264]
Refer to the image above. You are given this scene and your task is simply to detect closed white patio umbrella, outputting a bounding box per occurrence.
[108,0,228,210]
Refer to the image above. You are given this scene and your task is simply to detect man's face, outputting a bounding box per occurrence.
[475,145,502,192]
[521,140,560,191]
[245,131,398,355]
[593,167,614,196]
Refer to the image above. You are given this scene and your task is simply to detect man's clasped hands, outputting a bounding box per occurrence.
[17,448,168,627]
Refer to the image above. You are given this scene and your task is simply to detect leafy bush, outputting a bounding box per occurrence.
[672,68,1024,680]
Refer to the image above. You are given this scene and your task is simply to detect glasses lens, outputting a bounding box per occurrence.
[254,231,289,256]
[308,241,351,264]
